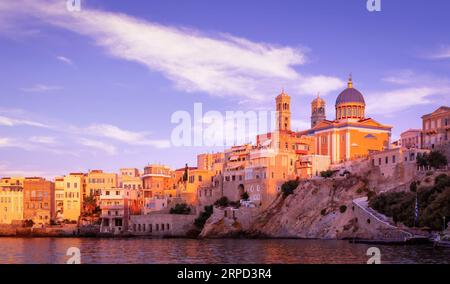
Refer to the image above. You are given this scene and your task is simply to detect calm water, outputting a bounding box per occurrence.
[0,238,449,264]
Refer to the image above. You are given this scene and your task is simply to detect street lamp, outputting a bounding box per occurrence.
[443,216,447,232]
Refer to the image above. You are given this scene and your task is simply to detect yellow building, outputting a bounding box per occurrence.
[86,170,118,197]
[0,184,23,224]
[62,173,85,222]
[0,177,24,187]
[119,168,142,190]
[301,76,392,164]
[54,177,65,219]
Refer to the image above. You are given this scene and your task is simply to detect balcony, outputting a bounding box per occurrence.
[100,204,124,210]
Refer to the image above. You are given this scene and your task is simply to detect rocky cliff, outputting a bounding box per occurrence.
[247,176,371,239]
[200,161,413,239]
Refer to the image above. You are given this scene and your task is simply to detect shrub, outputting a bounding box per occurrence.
[170,203,191,215]
[281,180,300,197]
[417,151,448,169]
[367,190,376,200]
[241,191,249,201]
[320,170,335,178]
[228,201,241,208]
[214,197,230,207]
[434,174,450,190]
[339,205,347,213]
[23,219,34,227]
[369,181,450,230]
[194,205,213,228]
[320,208,327,216]
[410,181,417,192]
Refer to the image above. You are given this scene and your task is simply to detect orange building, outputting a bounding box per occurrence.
[23,177,55,225]
[301,76,392,164]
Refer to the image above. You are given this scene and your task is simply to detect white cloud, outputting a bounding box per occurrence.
[56,55,73,65]
[425,45,450,60]
[366,87,448,115]
[0,115,49,128]
[0,137,12,146]
[0,163,54,178]
[79,138,117,156]
[0,0,344,101]
[29,136,57,144]
[84,123,171,148]
[20,84,62,92]
[0,137,34,151]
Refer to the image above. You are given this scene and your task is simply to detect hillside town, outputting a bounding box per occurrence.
[1,77,449,241]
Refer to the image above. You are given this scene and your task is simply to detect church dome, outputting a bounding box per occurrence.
[335,87,365,106]
[335,75,366,121]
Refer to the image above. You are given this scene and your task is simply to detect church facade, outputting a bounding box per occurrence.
[299,76,392,164]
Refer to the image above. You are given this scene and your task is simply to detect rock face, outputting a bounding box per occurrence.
[199,161,421,239]
[199,218,243,238]
[248,177,371,239]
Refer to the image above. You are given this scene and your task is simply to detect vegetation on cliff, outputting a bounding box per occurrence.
[416,151,448,169]
[194,205,214,228]
[369,174,450,230]
[281,179,300,197]
[170,203,191,215]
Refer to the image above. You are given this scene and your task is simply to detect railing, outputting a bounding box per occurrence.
[353,197,413,239]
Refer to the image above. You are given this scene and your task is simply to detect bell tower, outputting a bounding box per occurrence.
[276,90,291,131]
[311,93,326,128]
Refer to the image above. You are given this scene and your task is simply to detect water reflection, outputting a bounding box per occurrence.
[0,238,448,264]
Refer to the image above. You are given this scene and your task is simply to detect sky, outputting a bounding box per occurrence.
[0,0,449,178]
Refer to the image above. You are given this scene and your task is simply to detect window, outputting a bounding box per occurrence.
[392,155,396,163]
[385,156,388,164]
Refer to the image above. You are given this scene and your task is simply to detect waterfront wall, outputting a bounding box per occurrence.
[0,224,80,237]
[129,213,197,237]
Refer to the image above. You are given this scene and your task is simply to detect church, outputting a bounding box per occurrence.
[299,76,392,164]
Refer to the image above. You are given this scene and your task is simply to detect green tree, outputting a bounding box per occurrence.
[214,196,230,207]
[241,191,249,201]
[416,151,448,169]
[170,203,191,215]
[194,205,213,228]
[281,179,300,197]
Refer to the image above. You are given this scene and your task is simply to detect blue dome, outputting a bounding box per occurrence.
[335,87,365,106]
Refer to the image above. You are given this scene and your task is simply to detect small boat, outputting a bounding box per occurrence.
[433,235,450,248]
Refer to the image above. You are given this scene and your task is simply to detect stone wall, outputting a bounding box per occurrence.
[351,197,412,241]
[129,213,197,237]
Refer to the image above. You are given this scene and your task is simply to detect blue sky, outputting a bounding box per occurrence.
[0,0,449,178]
